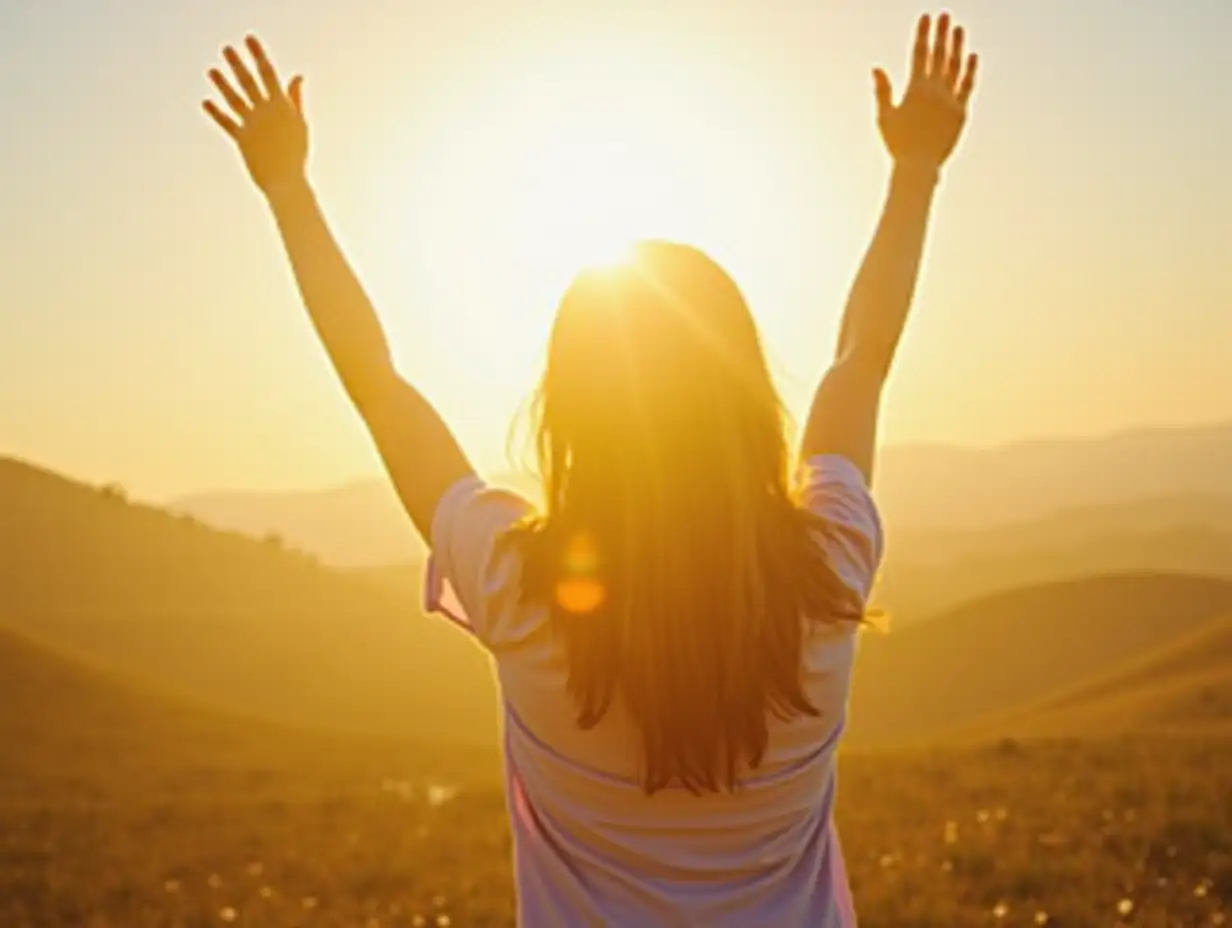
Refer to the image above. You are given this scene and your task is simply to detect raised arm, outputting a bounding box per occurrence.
[801,13,978,481]
[202,37,473,540]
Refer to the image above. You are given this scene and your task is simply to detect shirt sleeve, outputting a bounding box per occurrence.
[799,454,885,602]
[422,475,534,648]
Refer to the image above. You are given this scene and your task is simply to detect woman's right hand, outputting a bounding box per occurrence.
[873,13,978,170]
[202,37,309,199]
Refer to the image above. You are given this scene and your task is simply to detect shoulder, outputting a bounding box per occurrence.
[798,454,885,601]
[425,476,538,648]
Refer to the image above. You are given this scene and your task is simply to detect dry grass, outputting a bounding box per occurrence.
[2,626,1229,927]
[2,733,1228,926]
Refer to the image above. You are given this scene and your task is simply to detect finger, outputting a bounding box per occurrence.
[223,45,264,107]
[946,27,965,90]
[245,35,282,99]
[208,68,250,119]
[872,68,893,118]
[911,14,931,81]
[203,100,241,139]
[957,53,979,105]
[288,75,304,114]
[930,12,951,79]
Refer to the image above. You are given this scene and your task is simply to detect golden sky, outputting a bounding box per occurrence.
[2,0,1230,498]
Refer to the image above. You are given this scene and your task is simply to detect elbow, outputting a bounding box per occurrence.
[836,341,895,383]
[345,366,401,419]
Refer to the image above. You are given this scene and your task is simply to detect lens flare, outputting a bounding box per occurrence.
[556,531,604,614]
[555,577,606,614]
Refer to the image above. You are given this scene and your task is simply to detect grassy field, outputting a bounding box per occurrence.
[3,732,1228,926]
[2,627,1230,927]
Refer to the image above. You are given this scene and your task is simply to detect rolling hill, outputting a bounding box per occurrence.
[0,456,498,743]
[846,571,1232,746]
[11,453,1232,754]
[973,612,1232,739]
[0,622,492,782]
[168,421,1232,566]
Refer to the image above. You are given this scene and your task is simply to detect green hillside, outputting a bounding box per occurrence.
[0,456,497,743]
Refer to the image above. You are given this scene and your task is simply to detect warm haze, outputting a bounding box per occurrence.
[4,4,1232,926]
[3,0,1231,498]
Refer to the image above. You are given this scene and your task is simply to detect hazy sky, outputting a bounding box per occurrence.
[2,0,1230,498]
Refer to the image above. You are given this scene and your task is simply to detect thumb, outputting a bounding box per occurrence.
[288,75,305,113]
[872,68,893,117]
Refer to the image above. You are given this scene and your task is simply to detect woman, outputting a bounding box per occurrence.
[203,12,977,925]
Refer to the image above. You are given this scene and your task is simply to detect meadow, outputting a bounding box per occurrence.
[3,448,1231,926]
[3,661,1228,928]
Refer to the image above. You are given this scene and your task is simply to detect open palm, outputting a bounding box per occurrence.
[874,13,978,168]
[202,37,308,197]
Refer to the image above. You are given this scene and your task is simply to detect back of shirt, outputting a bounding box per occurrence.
[426,454,883,926]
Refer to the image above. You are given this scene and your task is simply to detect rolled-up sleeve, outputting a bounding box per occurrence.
[799,454,885,602]
[423,476,534,647]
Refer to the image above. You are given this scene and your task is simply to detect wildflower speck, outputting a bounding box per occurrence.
[302,896,319,910]
[943,820,958,844]
[208,874,223,889]
[1117,898,1134,917]
[427,784,460,807]
[219,907,238,923]
[164,879,181,893]
[436,916,452,927]
[993,901,1009,919]
[1034,912,1049,925]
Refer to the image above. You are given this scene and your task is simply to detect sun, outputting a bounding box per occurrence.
[367,94,679,392]
[360,35,785,459]
[370,42,712,296]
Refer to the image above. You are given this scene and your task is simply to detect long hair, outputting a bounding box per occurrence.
[507,240,862,794]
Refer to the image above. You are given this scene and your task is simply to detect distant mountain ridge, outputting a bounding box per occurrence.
[167,420,1232,567]
[172,471,541,567]
[875,420,1232,530]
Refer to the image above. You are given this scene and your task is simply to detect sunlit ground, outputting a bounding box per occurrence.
[2,731,1227,927]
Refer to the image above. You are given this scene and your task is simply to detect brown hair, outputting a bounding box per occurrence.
[508,241,861,794]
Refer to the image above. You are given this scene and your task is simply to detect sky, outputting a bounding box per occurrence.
[2,0,1230,499]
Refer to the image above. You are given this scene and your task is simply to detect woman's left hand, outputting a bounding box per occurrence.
[202,36,309,200]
